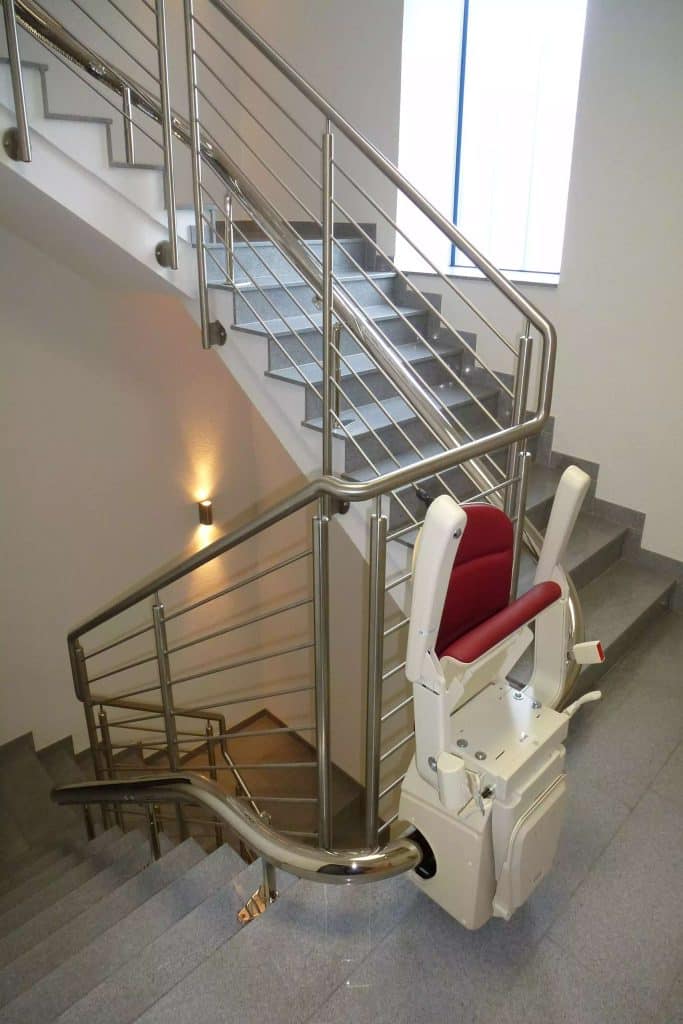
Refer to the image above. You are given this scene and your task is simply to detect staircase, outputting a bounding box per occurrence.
[1,0,682,1018]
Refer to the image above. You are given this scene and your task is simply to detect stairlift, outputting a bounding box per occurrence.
[398,466,604,928]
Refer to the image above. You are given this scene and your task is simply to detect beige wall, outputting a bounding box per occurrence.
[0,222,372,781]
[0,223,310,751]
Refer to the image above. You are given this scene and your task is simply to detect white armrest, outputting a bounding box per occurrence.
[534,465,591,585]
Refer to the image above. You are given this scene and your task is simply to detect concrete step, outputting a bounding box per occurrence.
[0,830,150,940]
[0,826,119,901]
[56,856,297,1024]
[0,735,81,848]
[265,305,432,371]
[575,559,677,693]
[128,872,422,1024]
[0,826,122,914]
[0,842,249,1024]
[0,827,120,901]
[0,840,159,974]
[306,376,501,476]
[518,513,628,594]
[201,234,372,285]
[0,810,30,870]
[232,270,396,326]
[37,738,88,788]
[0,839,205,1007]
[234,300,424,342]
[270,336,465,422]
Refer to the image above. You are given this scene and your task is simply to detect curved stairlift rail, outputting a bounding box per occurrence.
[8,0,584,863]
[51,772,423,883]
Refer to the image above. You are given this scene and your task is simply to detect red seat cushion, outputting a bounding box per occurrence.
[435,504,514,657]
[440,581,561,664]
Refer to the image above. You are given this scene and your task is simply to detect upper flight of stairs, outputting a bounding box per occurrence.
[199,224,679,698]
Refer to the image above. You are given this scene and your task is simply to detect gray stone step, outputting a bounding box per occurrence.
[0,831,151,970]
[130,872,421,1024]
[0,827,120,901]
[56,856,296,1024]
[518,513,628,595]
[233,270,396,326]
[0,842,247,1023]
[0,830,149,940]
[37,738,87,788]
[0,824,123,914]
[308,377,501,476]
[0,735,81,847]
[0,839,204,1007]
[575,559,676,693]
[202,234,370,285]
[0,811,30,868]
[266,305,431,370]
[270,337,465,423]
[235,300,423,340]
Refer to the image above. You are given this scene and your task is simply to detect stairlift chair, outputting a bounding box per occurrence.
[398,465,603,928]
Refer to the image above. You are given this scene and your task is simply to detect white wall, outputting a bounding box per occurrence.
[412,0,683,560]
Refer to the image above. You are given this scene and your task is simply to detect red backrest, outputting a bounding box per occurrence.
[435,504,513,656]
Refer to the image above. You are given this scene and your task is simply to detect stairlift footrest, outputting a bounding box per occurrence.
[572,640,605,664]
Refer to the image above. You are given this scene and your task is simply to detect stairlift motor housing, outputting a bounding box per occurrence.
[398,466,602,928]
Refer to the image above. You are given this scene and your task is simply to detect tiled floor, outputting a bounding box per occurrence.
[310,610,683,1024]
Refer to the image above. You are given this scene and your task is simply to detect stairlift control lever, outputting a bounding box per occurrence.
[563,690,602,719]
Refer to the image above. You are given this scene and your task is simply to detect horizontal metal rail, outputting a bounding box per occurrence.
[170,641,314,687]
[52,773,422,883]
[163,549,312,622]
[164,597,311,655]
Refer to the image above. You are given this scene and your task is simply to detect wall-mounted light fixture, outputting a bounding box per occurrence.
[198,498,213,526]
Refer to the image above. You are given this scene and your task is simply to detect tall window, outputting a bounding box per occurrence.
[453,0,587,280]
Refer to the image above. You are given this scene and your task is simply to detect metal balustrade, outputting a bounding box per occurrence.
[3,0,583,879]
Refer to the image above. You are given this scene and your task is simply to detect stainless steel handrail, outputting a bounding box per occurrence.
[3,0,32,160]
[52,773,423,882]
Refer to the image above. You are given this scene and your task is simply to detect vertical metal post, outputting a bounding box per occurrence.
[122,86,135,165]
[504,324,533,520]
[152,594,188,840]
[153,0,179,270]
[365,504,387,848]
[224,193,235,284]
[510,450,532,599]
[146,804,162,860]
[330,321,342,423]
[205,721,223,848]
[2,0,31,162]
[312,502,332,849]
[72,640,110,830]
[98,707,124,830]
[321,122,334,478]
[82,805,96,841]
[261,857,277,903]
[182,0,225,348]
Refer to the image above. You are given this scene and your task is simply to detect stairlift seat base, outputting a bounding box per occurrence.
[399,683,569,928]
